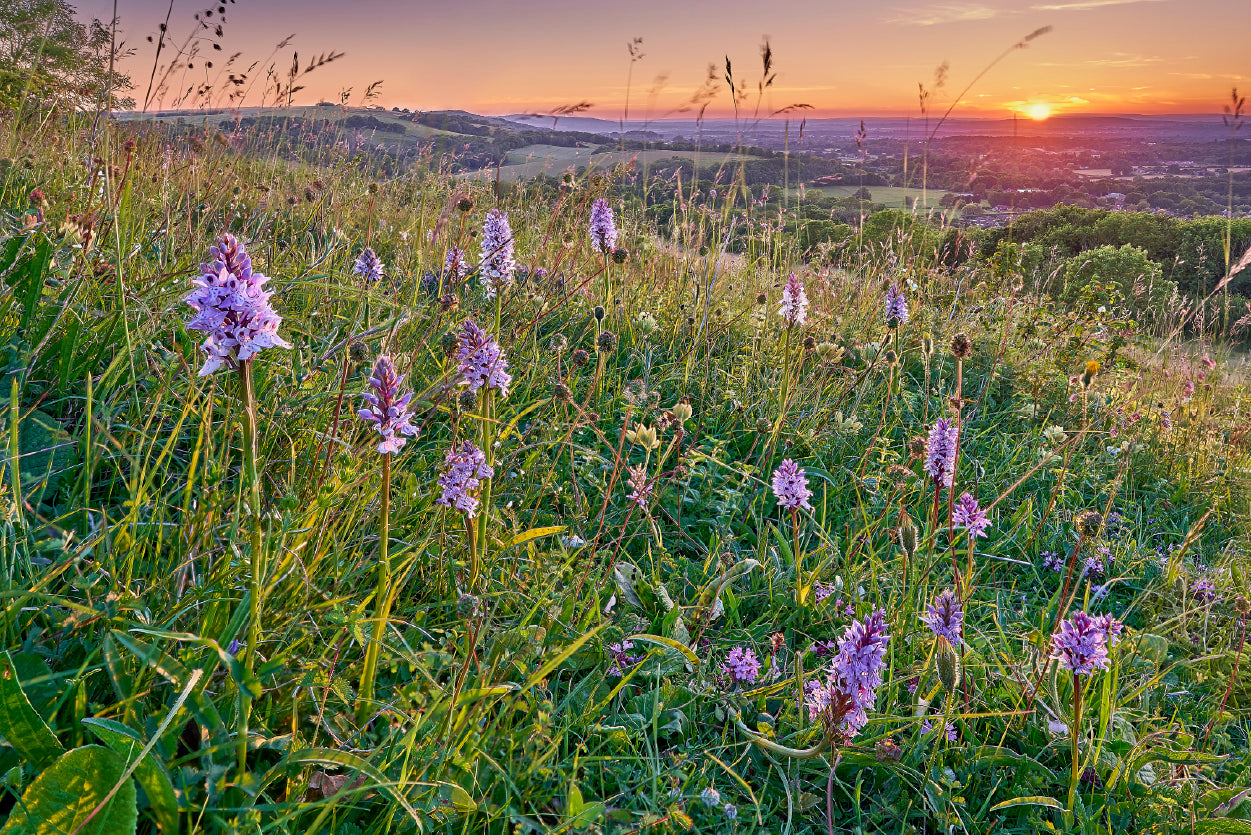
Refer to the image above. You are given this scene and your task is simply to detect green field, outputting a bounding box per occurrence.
[463,143,760,181]
[801,184,955,209]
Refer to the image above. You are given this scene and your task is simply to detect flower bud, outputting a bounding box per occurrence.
[596,330,617,353]
[935,635,961,693]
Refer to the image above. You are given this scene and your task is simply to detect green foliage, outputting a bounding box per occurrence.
[0,746,137,835]
[1061,243,1176,314]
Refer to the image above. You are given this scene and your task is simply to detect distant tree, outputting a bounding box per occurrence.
[1061,244,1173,314]
[0,0,133,112]
[854,186,872,201]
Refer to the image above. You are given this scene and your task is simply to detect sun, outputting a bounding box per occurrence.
[1024,102,1052,121]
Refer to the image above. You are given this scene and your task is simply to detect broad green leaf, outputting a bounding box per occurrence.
[82,719,179,834]
[0,653,64,770]
[1195,821,1251,834]
[0,745,137,835]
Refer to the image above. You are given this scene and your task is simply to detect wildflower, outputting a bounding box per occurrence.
[1050,611,1111,677]
[436,441,493,518]
[1193,578,1218,603]
[589,198,617,254]
[352,247,385,282]
[1040,550,1065,572]
[779,272,808,326]
[358,355,418,454]
[626,464,653,509]
[885,283,909,328]
[1094,613,1124,647]
[803,679,833,720]
[923,589,963,646]
[952,492,991,539]
[722,646,762,684]
[456,320,513,398]
[921,719,957,741]
[771,459,814,512]
[1081,360,1100,389]
[700,787,721,807]
[444,246,470,281]
[227,639,242,656]
[479,208,516,297]
[1042,425,1067,445]
[597,330,618,353]
[185,232,290,376]
[814,581,836,603]
[723,803,737,820]
[606,640,640,677]
[924,418,959,488]
[825,609,891,738]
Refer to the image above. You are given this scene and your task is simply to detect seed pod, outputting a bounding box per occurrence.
[935,635,961,693]
[950,332,972,359]
[898,513,919,561]
[1075,510,1103,539]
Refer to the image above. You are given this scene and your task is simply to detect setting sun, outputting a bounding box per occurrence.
[1024,102,1053,121]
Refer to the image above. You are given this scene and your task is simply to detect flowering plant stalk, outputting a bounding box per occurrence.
[185,232,288,779]
[765,273,807,466]
[355,355,416,723]
[236,360,262,777]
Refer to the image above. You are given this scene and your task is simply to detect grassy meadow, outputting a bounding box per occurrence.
[0,107,1250,835]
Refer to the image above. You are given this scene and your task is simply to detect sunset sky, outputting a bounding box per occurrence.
[85,0,1246,118]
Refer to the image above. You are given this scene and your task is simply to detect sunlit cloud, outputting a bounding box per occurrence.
[884,3,1001,26]
[1031,0,1166,11]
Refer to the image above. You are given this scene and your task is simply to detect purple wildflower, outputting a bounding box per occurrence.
[1041,550,1064,572]
[924,418,959,488]
[771,459,813,512]
[479,208,515,297]
[358,355,419,454]
[1193,578,1218,603]
[779,272,809,326]
[1094,614,1124,648]
[814,582,836,603]
[921,719,957,741]
[436,441,494,518]
[185,232,290,376]
[806,609,890,738]
[952,492,991,539]
[722,646,762,684]
[626,464,653,510]
[885,284,909,327]
[803,679,833,720]
[1050,610,1111,677]
[606,640,640,677]
[809,640,839,658]
[923,589,963,646]
[589,198,618,254]
[352,247,385,282]
[444,246,470,281]
[456,320,513,398]
[1084,545,1111,576]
